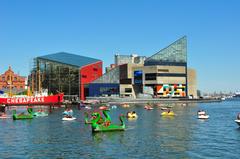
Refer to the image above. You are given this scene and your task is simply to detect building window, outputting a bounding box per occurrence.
[145,73,157,80]
[134,70,143,84]
[100,87,118,94]
[125,88,132,93]
[158,69,169,72]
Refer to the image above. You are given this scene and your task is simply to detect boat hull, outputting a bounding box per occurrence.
[198,115,209,119]
[93,125,125,132]
[62,117,76,121]
[235,120,240,126]
[33,112,48,117]
[161,112,175,116]
[13,114,33,120]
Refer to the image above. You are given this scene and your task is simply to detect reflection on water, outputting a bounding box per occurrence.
[1,99,240,158]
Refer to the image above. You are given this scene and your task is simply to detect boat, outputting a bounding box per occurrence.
[12,108,33,120]
[197,110,209,119]
[144,106,153,110]
[198,114,209,119]
[99,106,109,110]
[161,111,175,116]
[0,113,10,119]
[33,111,48,117]
[198,111,206,115]
[84,109,111,124]
[84,112,93,124]
[235,120,240,126]
[62,117,76,121]
[127,111,138,118]
[91,112,125,132]
[111,105,117,109]
[161,107,168,110]
[233,91,240,97]
[0,93,64,105]
[121,103,130,108]
[235,113,240,126]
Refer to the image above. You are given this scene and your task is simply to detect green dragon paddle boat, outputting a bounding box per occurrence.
[91,110,125,132]
[84,109,111,124]
[84,112,93,124]
[12,108,33,120]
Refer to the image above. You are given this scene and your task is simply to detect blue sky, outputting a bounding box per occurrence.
[0,0,239,93]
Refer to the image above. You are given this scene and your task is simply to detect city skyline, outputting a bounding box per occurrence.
[0,0,240,93]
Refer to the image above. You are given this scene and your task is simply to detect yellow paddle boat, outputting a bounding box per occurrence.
[161,111,175,116]
[127,111,138,118]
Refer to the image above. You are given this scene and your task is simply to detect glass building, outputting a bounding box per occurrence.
[29,52,102,100]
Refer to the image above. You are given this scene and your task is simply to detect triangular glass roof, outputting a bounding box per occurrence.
[144,36,187,66]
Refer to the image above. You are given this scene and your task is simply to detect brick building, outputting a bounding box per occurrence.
[0,66,26,94]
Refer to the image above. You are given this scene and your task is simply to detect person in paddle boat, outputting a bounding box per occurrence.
[0,112,6,117]
[0,105,6,116]
[198,110,206,115]
[64,107,73,118]
[237,113,240,120]
[127,111,138,118]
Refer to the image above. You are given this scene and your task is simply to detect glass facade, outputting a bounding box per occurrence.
[32,58,79,95]
[88,83,119,97]
[144,36,187,66]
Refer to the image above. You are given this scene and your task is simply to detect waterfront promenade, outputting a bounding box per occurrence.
[87,96,222,104]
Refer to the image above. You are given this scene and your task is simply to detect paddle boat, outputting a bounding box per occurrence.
[0,113,10,119]
[84,108,111,124]
[12,108,33,120]
[32,108,48,117]
[62,108,76,121]
[111,105,117,109]
[99,105,109,110]
[234,113,240,126]
[84,112,93,124]
[127,111,138,119]
[121,103,130,108]
[33,111,48,117]
[144,105,153,110]
[235,120,240,126]
[197,110,209,119]
[91,111,125,132]
[62,116,76,121]
[161,110,175,116]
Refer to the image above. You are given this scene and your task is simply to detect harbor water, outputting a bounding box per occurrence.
[1,99,240,158]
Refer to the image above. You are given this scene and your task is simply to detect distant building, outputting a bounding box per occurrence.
[29,52,102,100]
[115,54,146,65]
[89,36,198,98]
[0,66,26,95]
[187,68,197,98]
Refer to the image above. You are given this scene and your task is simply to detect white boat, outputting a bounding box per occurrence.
[235,120,240,126]
[62,117,76,121]
[198,115,209,119]
[198,111,206,115]
[0,115,11,119]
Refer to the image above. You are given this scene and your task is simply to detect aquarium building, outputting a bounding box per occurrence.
[89,36,197,98]
[29,52,102,100]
